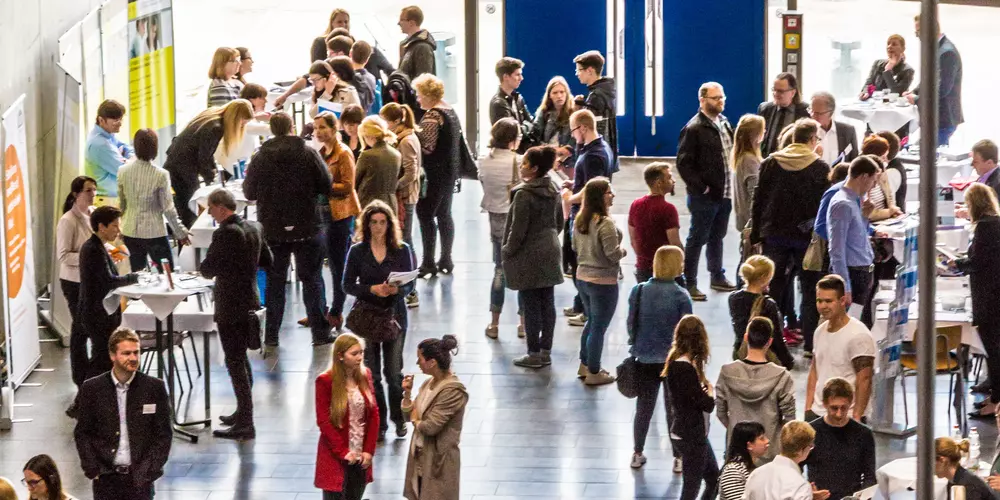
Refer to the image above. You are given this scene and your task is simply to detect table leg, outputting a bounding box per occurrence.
[169,313,211,432]
[155,318,164,379]
[203,330,211,420]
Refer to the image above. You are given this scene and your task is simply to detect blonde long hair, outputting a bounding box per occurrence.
[327,333,374,427]
[359,115,397,150]
[186,99,254,158]
[662,314,711,384]
[536,76,575,128]
[731,114,764,171]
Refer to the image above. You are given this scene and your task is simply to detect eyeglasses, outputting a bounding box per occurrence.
[571,125,583,134]
[308,76,325,84]
[705,95,726,102]
[772,87,795,94]
[807,107,833,116]
[22,478,42,487]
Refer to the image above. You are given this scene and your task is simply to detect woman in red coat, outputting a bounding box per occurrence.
[315,333,380,500]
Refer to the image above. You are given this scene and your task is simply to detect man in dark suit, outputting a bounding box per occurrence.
[903,15,963,146]
[676,82,737,301]
[957,140,1000,220]
[810,92,859,167]
[74,327,172,500]
[199,189,272,440]
[757,72,810,157]
[78,206,139,381]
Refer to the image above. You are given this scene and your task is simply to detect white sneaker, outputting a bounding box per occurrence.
[567,313,587,327]
[562,305,579,316]
[630,453,647,469]
[673,457,683,474]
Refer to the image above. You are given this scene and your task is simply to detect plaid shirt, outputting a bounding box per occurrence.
[715,116,734,199]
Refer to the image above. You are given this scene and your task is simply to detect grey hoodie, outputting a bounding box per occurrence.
[715,359,796,461]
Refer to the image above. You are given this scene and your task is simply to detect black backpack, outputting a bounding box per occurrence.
[382,71,418,111]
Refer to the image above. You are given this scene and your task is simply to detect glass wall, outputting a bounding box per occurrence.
[766,0,999,149]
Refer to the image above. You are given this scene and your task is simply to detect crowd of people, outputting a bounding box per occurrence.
[11,4,999,500]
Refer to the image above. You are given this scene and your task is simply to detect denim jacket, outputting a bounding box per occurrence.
[627,278,693,364]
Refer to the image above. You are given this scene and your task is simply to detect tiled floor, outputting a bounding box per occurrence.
[0,159,992,499]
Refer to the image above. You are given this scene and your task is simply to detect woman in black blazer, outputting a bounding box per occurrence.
[859,34,915,99]
[665,314,719,500]
[954,183,1000,419]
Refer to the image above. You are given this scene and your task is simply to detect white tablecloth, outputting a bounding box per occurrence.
[187,205,258,249]
[265,87,312,109]
[841,102,919,132]
[188,181,249,213]
[877,457,949,499]
[122,299,216,333]
[106,276,214,321]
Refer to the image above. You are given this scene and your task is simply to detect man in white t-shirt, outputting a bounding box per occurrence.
[804,274,876,422]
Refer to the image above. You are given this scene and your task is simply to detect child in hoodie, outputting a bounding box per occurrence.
[715,317,796,462]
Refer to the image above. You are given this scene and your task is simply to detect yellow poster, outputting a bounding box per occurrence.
[128,0,175,137]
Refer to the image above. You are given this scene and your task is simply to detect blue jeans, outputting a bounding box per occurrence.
[683,195,731,287]
[939,126,957,147]
[489,214,523,314]
[577,280,619,373]
[325,216,354,317]
[265,234,329,345]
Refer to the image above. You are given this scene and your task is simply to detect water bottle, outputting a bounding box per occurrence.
[953,424,962,441]
[969,427,981,468]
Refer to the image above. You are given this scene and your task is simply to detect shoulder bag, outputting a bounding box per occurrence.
[735,294,781,364]
[616,284,642,399]
[346,299,402,344]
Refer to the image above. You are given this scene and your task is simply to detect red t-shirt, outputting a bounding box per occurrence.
[628,195,680,270]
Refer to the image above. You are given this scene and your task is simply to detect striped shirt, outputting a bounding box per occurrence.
[207,78,243,108]
[117,159,189,239]
[719,460,750,500]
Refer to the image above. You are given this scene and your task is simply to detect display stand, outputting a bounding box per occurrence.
[872,224,918,437]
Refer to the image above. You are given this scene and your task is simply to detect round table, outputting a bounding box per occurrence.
[188,180,249,213]
[841,102,918,133]
[877,457,949,499]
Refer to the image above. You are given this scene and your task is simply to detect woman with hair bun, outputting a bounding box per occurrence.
[355,115,401,209]
[934,437,994,499]
[401,335,468,500]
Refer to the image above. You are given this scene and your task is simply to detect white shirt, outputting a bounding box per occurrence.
[112,370,136,466]
[741,455,813,500]
[818,121,840,166]
[810,316,876,415]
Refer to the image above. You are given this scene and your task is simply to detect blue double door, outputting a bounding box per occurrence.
[505,0,765,157]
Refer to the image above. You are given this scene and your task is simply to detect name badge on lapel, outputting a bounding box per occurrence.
[142,404,156,414]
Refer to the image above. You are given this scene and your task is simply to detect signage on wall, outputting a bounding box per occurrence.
[781,11,803,87]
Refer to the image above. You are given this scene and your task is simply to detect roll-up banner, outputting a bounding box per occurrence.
[1,95,42,388]
[128,0,177,157]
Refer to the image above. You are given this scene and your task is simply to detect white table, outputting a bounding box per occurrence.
[265,86,312,108]
[872,305,982,354]
[873,217,969,263]
[108,276,215,442]
[188,180,250,213]
[877,457,949,499]
[841,102,919,133]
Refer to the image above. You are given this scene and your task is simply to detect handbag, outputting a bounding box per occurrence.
[346,299,401,344]
[617,284,644,399]
[802,231,827,272]
[458,134,479,181]
[247,308,265,351]
[507,154,521,193]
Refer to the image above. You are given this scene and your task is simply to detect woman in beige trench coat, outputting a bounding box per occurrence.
[401,334,469,500]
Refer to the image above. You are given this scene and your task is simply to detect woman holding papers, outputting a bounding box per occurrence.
[309,58,360,119]
[343,201,415,442]
[951,183,1000,419]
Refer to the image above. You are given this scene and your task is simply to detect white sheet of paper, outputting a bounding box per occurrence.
[388,270,419,286]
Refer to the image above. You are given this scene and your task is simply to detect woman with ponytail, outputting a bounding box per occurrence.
[355,115,401,209]
[934,437,994,499]
[314,333,379,500]
[56,176,97,391]
[380,103,422,249]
